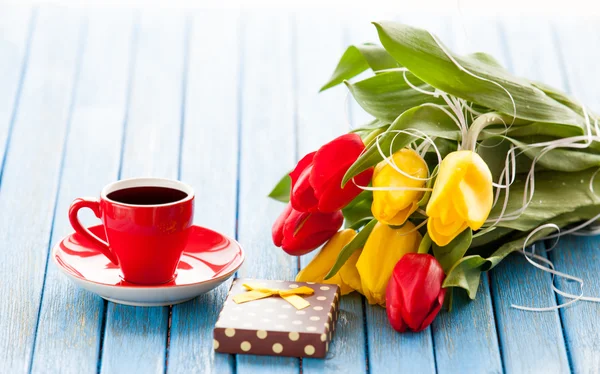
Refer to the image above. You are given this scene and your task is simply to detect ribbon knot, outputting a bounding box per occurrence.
[233,283,315,310]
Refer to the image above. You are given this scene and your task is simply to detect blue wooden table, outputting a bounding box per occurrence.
[2,6,599,373]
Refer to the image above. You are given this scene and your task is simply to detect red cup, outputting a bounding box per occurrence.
[68,178,195,285]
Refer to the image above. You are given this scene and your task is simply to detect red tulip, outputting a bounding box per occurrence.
[386,253,446,332]
[272,203,343,256]
[290,134,373,213]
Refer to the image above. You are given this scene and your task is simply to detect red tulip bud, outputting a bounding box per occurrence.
[272,203,343,256]
[386,253,446,332]
[290,134,373,213]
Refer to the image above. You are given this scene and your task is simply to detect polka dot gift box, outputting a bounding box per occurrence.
[213,278,340,358]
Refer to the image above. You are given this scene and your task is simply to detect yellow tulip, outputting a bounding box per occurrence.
[338,249,363,294]
[426,150,493,246]
[356,221,422,306]
[296,229,357,295]
[371,148,428,226]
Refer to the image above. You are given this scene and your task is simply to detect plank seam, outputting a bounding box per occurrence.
[28,11,89,374]
[231,12,246,374]
[97,11,140,374]
[290,14,304,374]
[487,272,507,374]
[0,7,37,191]
[429,327,438,374]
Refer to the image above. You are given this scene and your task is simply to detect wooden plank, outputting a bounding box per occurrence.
[99,10,187,374]
[0,6,32,182]
[235,12,299,374]
[0,7,84,372]
[167,10,239,374]
[30,10,135,374]
[359,16,436,374]
[485,18,570,374]
[548,19,600,373]
[428,17,504,374]
[294,12,367,374]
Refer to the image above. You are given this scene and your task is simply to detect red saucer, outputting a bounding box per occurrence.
[53,225,245,306]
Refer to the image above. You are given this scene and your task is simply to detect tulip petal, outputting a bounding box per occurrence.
[310,134,370,212]
[460,154,493,229]
[426,151,469,218]
[357,221,421,306]
[272,203,293,247]
[339,249,363,294]
[372,148,428,226]
[290,152,319,212]
[387,254,446,332]
[281,208,343,255]
[427,218,467,247]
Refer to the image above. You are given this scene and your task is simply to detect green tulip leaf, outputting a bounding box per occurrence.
[268,173,291,203]
[320,43,400,92]
[342,105,460,186]
[373,22,585,129]
[490,167,600,231]
[345,71,444,123]
[433,228,473,274]
[442,255,488,299]
[506,137,600,172]
[325,218,377,280]
[342,191,373,229]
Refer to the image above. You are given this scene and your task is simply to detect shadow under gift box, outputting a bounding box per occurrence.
[213,278,341,358]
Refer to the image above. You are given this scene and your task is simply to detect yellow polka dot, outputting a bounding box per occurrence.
[257,330,268,339]
[213,339,220,349]
[272,343,283,354]
[313,306,323,311]
[331,302,336,311]
[289,331,300,341]
[292,320,303,325]
[310,316,320,321]
[241,341,251,352]
[324,322,329,330]
[328,312,332,319]
[320,286,330,291]
[225,328,236,337]
[317,296,326,301]
[296,310,306,315]
[288,284,299,288]
[306,326,317,332]
[304,345,315,356]
[320,333,327,342]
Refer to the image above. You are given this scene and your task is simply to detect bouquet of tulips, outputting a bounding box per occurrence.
[269,22,600,332]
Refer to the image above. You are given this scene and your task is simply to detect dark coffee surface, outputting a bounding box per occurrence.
[107,186,188,205]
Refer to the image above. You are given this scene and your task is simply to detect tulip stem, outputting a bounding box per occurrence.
[417,232,432,254]
[464,112,512,151]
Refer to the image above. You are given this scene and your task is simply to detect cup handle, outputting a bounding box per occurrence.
[68,197,119,265]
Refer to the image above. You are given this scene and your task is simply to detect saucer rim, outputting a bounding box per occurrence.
[52,224,245,290]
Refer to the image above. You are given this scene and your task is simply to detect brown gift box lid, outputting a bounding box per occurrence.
[213,278,340,358]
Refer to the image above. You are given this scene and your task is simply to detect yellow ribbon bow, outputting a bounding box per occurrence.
[233,283,315,310]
